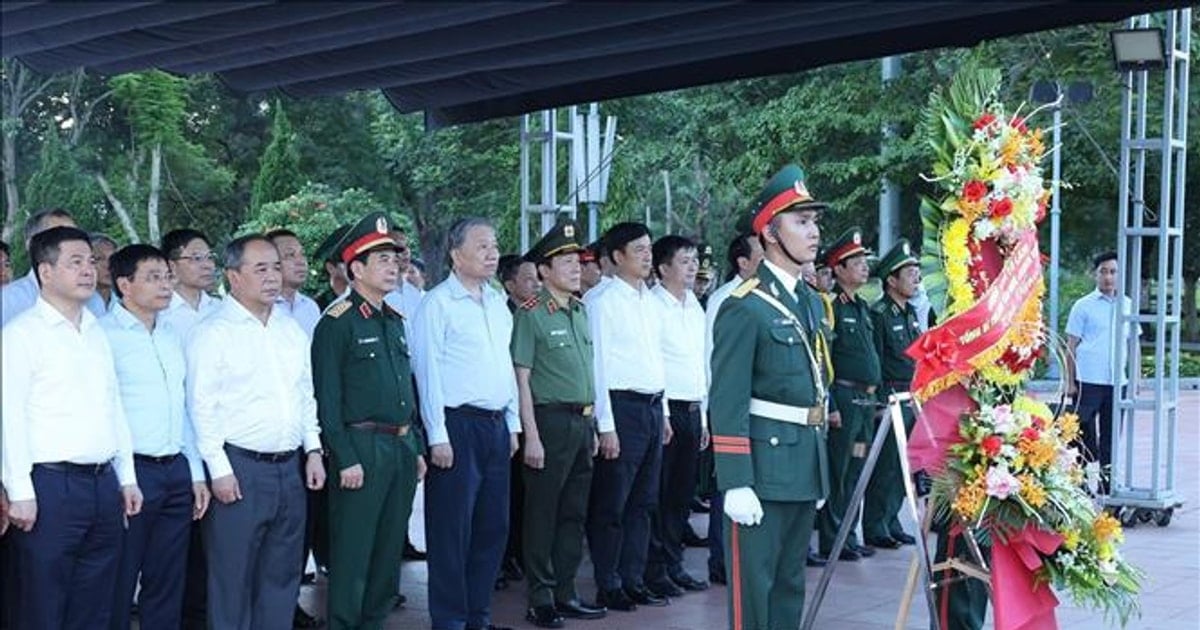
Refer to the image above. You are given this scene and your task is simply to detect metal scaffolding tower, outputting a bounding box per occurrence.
[1109,9,1189,526]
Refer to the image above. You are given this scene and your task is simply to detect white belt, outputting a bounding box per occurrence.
[749,398,825,426]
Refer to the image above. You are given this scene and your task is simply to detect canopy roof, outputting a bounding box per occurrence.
[2,2,1181,126]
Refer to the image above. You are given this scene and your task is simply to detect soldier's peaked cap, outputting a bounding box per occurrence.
[742,164,828,235]
[823,227,872,268]
[337,212,399,265]
[873,238,919,278]
[525,218,586,264]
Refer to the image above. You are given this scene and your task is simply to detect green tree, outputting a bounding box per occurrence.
[251,101,304,213]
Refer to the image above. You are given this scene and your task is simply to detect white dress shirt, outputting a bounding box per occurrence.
[161,290,220,341]
[651,284,708,408]
[385,279,425,339]
[186,297,321,480]
[1,298,136,501]
[1,270,106,328]
[705,276,744,386]
[586,276,668,433]
[1066,289,1138,386]
[275,290,321,338]
[581,275,612,307]
[411,272,520,446]
[101,304,205,482]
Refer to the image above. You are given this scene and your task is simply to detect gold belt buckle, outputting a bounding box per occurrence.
[581,404,594,417]
[864,385,877,395]
[397,424,410,437]
[807,406,825,426]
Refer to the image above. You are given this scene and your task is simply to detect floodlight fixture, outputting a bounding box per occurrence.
[1109,27,1166,72]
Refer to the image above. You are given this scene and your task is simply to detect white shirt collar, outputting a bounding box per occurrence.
[33,295,97,331]
[762,259,799,295]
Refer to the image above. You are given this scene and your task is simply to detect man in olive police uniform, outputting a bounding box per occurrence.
[311,212,425,630]
[511,219,607,628]
[815,228,880,562]
[862,239,922,549]
[710,164,830,630]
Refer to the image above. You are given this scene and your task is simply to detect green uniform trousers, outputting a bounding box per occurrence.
[817,385,872,553]
[932,519,990,630]
[862,403,916,541]
[521,409,594,608]
[327,430,419,630]
[724,500,816,630]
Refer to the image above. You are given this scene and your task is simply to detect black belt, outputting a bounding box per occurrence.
[883,380,911,390]
[534,403,594,417]
[447,404,505,421]
[668,399,702,413]
[609,389,664,405]
[134,453,182,465]
[348,421,411,436]
[225,443,299,463]
[35,461,112,475]
[834,379,878,394]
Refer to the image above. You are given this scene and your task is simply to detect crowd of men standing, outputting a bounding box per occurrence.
[0,162,971,630]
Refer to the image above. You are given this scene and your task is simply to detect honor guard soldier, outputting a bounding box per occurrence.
[512,220,607,628]
[710,164,831,630]
[314,223,353,311]
[815,228,881,562]
[311,212,426,629]
[862,239,922,549]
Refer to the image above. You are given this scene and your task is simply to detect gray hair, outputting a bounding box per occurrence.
[89,232,118,250]
[223,234,274,270]
[445,217,493,269]
[24,208,74,246]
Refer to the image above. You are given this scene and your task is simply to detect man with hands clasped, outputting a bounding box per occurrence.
[709,165,832,630]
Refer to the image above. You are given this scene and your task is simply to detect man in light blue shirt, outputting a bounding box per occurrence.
[1066,251,1137,495]
[0,208,106,327]
[101,244,209,630]
[411,217,520,630]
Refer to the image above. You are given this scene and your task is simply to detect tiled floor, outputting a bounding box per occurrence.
[301,389,1199,629]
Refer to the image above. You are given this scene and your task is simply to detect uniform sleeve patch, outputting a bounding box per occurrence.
[326,301,352,318]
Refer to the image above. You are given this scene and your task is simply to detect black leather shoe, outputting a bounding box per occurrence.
[708,566,727,585]
[670,572,709,592]
[825,547,861,562]
[502,556,525,581]
[392,593,408,610]
[850,543,876,557]
[892,531,917,545]
[403,540,427,561]
[624,585,669,607]
[806,551,827,567]
[293,605,325,629]
[555,599,607,620]
[865,536,902,549]
[682,526,708,548]
[646,578,684,598]
[597,588,637,612]
[526,605,565,628]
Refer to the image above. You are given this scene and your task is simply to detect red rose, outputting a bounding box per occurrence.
[1035,198,1048,222]
[981,435,1003,458]
[989,197,1013,219]
[962,180,988,202]
[1020,427,1040,442]
[1010,116,1028,133]
[1032,416,1048,431]
[973,113,997,130]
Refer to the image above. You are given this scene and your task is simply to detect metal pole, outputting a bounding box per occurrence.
[662,170,672,233]
[1047,102,1063,379]
[879,56,902,253]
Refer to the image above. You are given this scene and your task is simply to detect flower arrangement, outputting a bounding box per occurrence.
[912,66,1142,626]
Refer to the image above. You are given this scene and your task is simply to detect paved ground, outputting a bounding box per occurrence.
[300,390,1199,629]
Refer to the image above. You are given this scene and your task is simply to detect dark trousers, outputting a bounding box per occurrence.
[182,522,207,627]
[645,400,702,584]
[302,458,331,576]
[425,408,511,630]
[521,409,594,607]
[1076,382,1116,490]
[707,490,724,573]
[586,391,663,591]
[818,385,870,553]
[8,464,123,630]
[932,519,989,630]
[111,456,193,630]
[203,447,306,630]
[724,500,816,630]
[505,440,525,571]
[863,403,916,542]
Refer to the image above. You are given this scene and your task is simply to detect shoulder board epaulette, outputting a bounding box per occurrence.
[383,302,406,319]
[730,277,760,298]
[519,296,540,311]
[326,301,352,318]
[870,299,887,314]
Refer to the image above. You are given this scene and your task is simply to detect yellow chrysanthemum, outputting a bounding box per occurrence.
[1061,528,1080,551]
[1017,474,1047,508]
[1018,437,1056,470]
[943,219,974,315]
[1058,413,1081,443]
[952,481,987,520]
[1093,513,1124,544]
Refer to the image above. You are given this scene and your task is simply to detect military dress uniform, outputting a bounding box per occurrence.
[710,165,831,630]
[815,229,881,560]
[311,213,423,630]
[862,239,922,547]
[511,221,607,626]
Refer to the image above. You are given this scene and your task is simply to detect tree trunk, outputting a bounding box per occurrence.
[94,173,141,243]
[2,131,17,243]
[147,142,162,243]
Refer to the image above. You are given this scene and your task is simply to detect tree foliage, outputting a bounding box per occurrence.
[251,101,304,213]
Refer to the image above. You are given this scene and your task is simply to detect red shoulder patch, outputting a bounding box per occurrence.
[519,296,539,311]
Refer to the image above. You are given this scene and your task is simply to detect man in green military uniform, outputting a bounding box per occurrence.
[710,164,831,630]
[511,219,607,628]
[311,212,426,630]
[314,222,353,311]
[862,239,922,549]
[816,228,880,562]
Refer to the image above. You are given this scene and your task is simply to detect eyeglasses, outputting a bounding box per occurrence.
[136,271,175,284]
[174,252,216,264]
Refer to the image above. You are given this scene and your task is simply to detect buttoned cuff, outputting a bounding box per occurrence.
[302,432,323,455]
[206,453,234,480]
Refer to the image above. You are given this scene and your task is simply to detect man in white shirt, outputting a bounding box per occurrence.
[267,229,322,338]
[644,235,710,597]
[0,208,106,327]
[584,222,673,611]
[1,226,142,628]
[384,226,425,324]
[102,244,209,630]
[411,217,521,630]
[1066,251,1136,495]
[160,229,221,339]
[187,235,326,630]
[91,232,118,312]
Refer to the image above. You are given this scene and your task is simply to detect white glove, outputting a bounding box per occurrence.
[816,498,827,511]
[724,486,764,526]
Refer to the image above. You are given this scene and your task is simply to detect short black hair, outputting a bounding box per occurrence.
[410,257,425,272]
[652,235,696,278]
[1093,251,1117,269]
[265,228,299,242]
[110,244,168,299]
[602,222,651,265]
[724,232,754,282]
[29,226,91,287]
[499,254,524,284]
[0,240,9,256]
[161,228,212,260]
